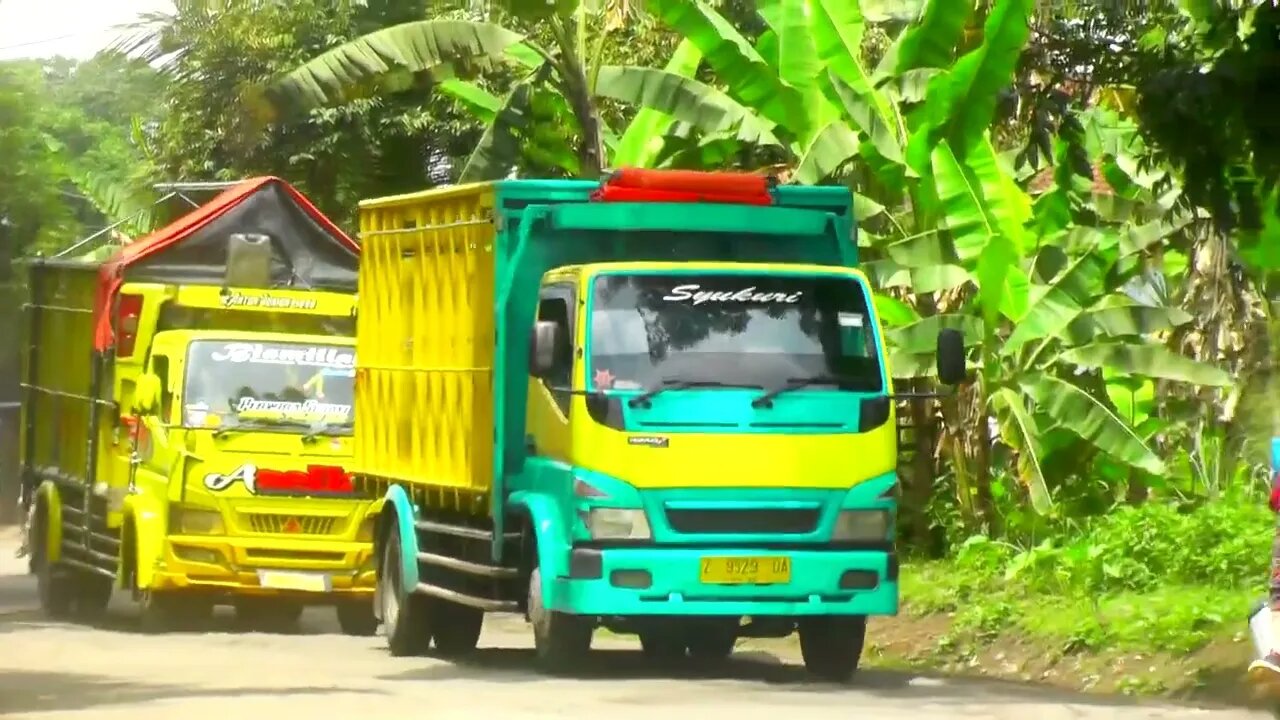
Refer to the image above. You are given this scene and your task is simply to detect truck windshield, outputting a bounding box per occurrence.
[181,340,355,432]
[589,272,884,394]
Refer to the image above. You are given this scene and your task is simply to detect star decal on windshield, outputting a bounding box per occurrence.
[593,368,616,389]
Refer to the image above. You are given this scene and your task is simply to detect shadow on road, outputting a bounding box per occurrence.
[0,606,354,638]
[376,645,1245,712]
[0,565,354,637]
[0,670,380,715]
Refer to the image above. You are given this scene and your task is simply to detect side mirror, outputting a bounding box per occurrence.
[529,321,563,379]
[133,373,162,415]
[936,328,966,386]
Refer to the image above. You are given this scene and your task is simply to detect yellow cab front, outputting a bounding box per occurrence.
[130,329,377,602]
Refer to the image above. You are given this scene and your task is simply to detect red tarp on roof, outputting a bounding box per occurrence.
[92,176,359,350]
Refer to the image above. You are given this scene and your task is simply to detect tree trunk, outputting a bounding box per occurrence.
[898,381,941,555]
[971,381,998,534]
[562,69,603,178]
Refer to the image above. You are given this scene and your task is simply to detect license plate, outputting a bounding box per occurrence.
[257,570,331,593]
[699,556,791,585]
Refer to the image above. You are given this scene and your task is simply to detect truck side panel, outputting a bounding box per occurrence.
[21,261,104,495]
[354,184,498,502]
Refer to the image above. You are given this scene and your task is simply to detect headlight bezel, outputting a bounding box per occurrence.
[585,507,652,540]
[831,509,892,541]
[169,505,225,536]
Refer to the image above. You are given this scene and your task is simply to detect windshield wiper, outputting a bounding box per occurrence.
[751,375,870,409]
[627,378,762,409]
[212,416,315,439]
[302,420,354,443]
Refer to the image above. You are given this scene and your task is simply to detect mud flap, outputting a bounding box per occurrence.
[16,501,36,561]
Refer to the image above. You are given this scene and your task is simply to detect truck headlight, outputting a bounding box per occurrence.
[586,508,651,540]
[169,506,225,535]
[832,510,891,541]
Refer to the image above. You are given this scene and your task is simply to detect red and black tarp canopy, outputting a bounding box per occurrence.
[92,176,359,350]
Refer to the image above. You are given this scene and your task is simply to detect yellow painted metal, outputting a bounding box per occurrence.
[354,183,498,503]
[564,261,899,490]
[21,263,104,494]
[173,285,356,317]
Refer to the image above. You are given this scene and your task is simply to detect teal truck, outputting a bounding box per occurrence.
[353,169,965,679]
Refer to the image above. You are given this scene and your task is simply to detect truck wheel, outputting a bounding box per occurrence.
[138,592,211,633]
[72,573,115,620]
[336,600,379,637]
[431,599,484,656]
[36,553,75,619]
[234,599,304,632]
[685,625,737,661]
[529,564,592,673]
[798,615,867,682]
[639,631,686,661]
[380,523,433,656]
[34,517,74,619]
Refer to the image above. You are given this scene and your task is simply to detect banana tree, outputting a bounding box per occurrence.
[878,103,1227,517]
[630,0,1041,528]
[268,1,782,181]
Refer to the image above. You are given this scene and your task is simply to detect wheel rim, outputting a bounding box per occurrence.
[381,547,400,631]
[528,568,547,638]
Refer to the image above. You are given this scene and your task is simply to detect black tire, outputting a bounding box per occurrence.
[36,562,75,618]
[639,631,686,661]
[234,598,304,632]
[529,564,592,673]
[336,600,379,637]
[798,615,867,682]
[380,522,433,656]
[72,574,115,620]
[430,599,484,656]
[34,520,74,619]
[685,625,737,661]
[138,592,211,633]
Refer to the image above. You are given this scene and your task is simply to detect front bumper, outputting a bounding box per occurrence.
[551,545,898,617]
[151,534,376,601]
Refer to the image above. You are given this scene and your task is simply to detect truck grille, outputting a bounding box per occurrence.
[241,513,341,536]
[664,508,820,535]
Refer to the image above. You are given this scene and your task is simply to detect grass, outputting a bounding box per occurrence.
[855,498,1275,703]
[902,562,1257,656]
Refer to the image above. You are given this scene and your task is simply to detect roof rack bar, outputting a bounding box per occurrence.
[152,181,244,193]
[52,194,179,259]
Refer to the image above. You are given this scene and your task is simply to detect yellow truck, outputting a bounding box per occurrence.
[356,169,964,678]
[20,177,379,632]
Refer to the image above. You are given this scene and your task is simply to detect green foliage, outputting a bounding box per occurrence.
[962,500,1271,595]
[272,1,722,180]
[0,53,162,265]
[0,62,76,271]
[128,0,480,225]
[908,497,1270,654]
[1131,2,1280,247]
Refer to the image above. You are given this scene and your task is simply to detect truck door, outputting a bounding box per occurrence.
[525,283,576,462]
[128,352,177,495]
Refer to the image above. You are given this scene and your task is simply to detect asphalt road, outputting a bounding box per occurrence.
[0,528,1267,720]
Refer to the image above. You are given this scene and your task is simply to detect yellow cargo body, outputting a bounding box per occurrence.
[21,263,106,501]
[354,184,498,501]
